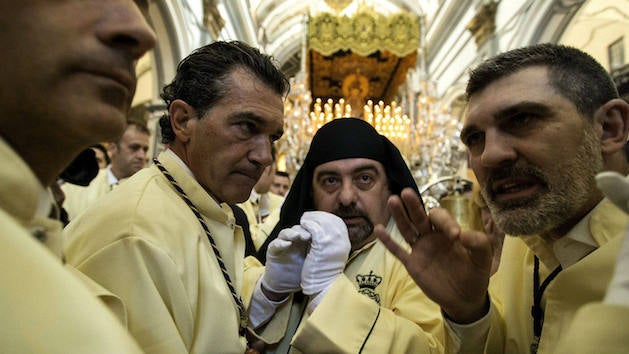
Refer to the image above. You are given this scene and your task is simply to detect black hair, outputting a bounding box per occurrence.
[90,143,110,165]
[466,43,619,119]
[275,170,290,178]
[159,41,289,144]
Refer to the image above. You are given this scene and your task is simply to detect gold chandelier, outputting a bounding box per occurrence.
[277,5,467,190]
[306,98,411,156]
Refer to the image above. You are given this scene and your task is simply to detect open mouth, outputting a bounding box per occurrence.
[492,177,542,203]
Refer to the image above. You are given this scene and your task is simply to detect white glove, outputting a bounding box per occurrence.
[605,227,629,306]
[596,171,629,213]
[300,211,350,298]
[597,172,629,306]
[261,225,311,294]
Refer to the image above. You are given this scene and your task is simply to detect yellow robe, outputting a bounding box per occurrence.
[62,168,111,220]
[283,220,445,353]
[65,151,287,354]
[480,199,628,354]
[0,138,142,354]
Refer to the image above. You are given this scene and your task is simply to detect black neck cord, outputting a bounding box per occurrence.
[530,256,562,353]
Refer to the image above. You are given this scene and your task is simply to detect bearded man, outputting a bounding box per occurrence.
[377,43,629,354]
[258,118,445,353]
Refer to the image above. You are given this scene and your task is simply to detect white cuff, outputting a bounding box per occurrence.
[249,279,289,328]
[444,303,492,354]
[604,227,629,307]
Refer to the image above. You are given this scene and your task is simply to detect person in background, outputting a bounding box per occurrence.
[65,40,307,354]
[377,43,629,353]
[271,170,291,197]
[62,120,150,220]
[91,143,111,169]
[0,1,155,353]
[259,118,444,353]
[239,146,284,251]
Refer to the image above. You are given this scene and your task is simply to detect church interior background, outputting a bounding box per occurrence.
[131,0,629,207]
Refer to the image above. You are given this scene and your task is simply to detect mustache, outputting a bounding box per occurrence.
[334,205,370,220]
[484,163,548,197]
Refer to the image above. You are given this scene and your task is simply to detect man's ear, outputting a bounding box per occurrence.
[107,142,117,156]
[169,99,196,143]
[596,98,629,154]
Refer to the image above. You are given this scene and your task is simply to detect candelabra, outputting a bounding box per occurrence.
[408,80,467,189]
[276,70,312,176]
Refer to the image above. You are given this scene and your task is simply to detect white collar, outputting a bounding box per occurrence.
[106,165,119,186]
[552,202,601,268]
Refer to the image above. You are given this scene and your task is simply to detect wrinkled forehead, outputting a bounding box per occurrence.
[462,66,555,126]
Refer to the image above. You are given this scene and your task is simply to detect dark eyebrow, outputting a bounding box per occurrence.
[315,163,380,180]
[494,101,553,122]
[313,169,339,184]
[352,164,380,175]
[460,101,553,142]
[228,111,284,137]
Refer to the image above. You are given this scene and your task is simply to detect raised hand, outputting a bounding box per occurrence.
[375,187,493,323]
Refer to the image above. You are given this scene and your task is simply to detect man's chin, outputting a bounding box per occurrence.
[347,224,374,243]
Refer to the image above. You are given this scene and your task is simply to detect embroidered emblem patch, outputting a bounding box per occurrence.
[356,270,382,304]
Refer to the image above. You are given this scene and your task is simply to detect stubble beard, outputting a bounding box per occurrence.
[483,127,603,237]
[334,204,375,248]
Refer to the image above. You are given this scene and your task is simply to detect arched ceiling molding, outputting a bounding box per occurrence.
[259,1,309,35]
[425,0,474,65]
[512,0,585,47]
[146,1,189,99]
[222,0,259,45]
[423,0,479,100]
[265,17,305,64]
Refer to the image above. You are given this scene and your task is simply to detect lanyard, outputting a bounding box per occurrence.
[153,158,249,336]
[530,256,562,354]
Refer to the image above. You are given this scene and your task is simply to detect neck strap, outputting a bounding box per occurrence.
[530,255,562,353]
[153,158,249,336]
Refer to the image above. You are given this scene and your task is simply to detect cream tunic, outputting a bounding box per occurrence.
[65,151,286,354]
[0,138,143,354]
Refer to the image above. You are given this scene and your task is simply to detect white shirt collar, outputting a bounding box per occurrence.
[106,165,119,186]
[552,202,601,268]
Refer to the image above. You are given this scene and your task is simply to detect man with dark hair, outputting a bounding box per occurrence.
[0,1,155,353]
[259,118,444,353]
[378,43,629,353]
[65,41,302,354]
[62,120,150,220]
[271,170,291,196]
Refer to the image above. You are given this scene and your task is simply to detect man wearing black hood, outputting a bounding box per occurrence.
[259,118,444,353]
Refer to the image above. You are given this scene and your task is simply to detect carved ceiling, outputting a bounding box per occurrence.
[249,0,437,77]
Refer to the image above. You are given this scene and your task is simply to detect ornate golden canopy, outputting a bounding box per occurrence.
[307,10,420,108]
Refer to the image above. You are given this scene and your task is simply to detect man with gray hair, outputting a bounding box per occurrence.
[378,43,629,353]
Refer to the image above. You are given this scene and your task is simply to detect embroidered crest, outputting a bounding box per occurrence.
[356,270,382,304]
